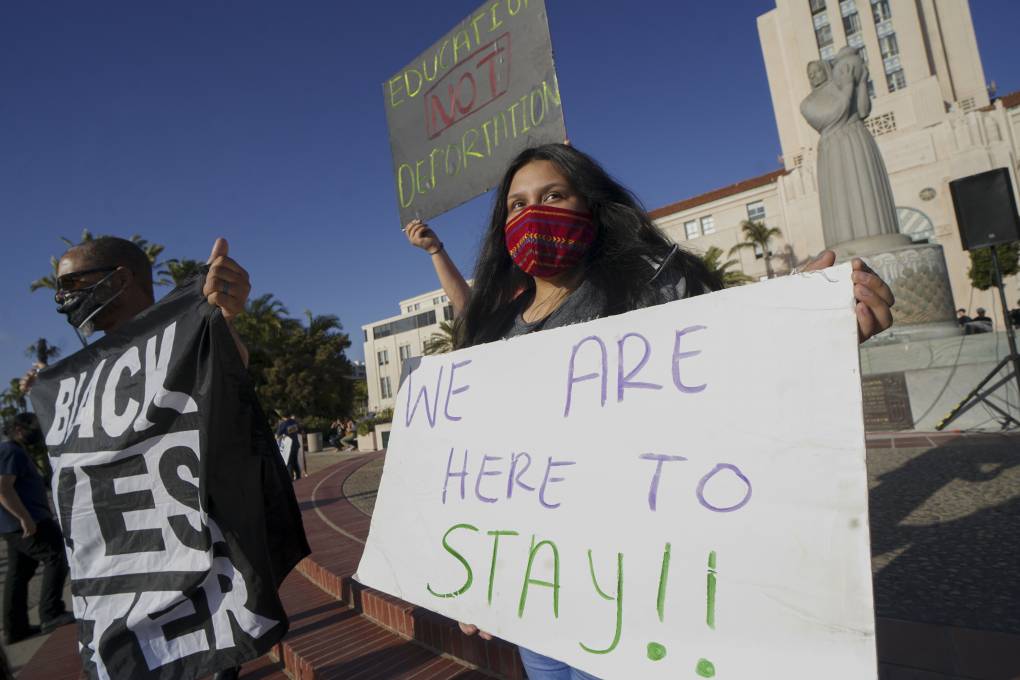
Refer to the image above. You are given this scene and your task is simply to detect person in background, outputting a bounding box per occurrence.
[276,415,303,479]
[956,308,972,328]
[0,413,74,645]
[340,418,358,452]
[971,307,993,334]
[405,143,895,679]
[1009,300,1020,328]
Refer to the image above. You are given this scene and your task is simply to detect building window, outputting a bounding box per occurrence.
[754,243,765,259]
[684,220,699,240]
[363,329,368,341]
[377,349,389,366]
[815,23,833,48]
[809,0,826,14]
[443,304,454,321]
[399,344,412,362]
[842,11,861,36]
[871,0,892,23]
[887,68,906,92]
[746,201,766,222]
[700,216,715,235]
[380,377,392,399]
[373,308,440,339]
[879,34,899,58]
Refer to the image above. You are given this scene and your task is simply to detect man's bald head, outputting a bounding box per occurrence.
[57,236,157,333]
[65,237,154,301]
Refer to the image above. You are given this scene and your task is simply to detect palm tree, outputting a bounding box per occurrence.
[26,338,61,366]
[699,246,754,288]
[31,230,167,292]
[304,311,343,337]
[0,379,28,416]
[157,258,204,286]
[729,219,783,279]
[424,320,460,355]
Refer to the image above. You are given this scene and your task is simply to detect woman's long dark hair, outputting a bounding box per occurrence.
[458,144,720,348]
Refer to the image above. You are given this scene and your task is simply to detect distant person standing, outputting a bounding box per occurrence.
[0,414,74,645]
[971,307,993,334]
[956,308,972,328]
[276,415,303,480]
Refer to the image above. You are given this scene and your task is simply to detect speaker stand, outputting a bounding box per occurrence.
[936,246,1020,431]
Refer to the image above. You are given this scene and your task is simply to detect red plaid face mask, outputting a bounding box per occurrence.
[504,205,596,278]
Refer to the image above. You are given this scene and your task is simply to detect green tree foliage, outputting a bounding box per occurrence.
[967,243,1020,291]
[157,258,205,287]
[699,246,754,288]
[31,230,167,292]
[729,220,783,279]
[0,379,27,421]
[423,319,460,355]
[26,338,61,366]
[232,297,355,424]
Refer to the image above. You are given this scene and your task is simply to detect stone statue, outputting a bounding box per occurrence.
[800,48,899,249]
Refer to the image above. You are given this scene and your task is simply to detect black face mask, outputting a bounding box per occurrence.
[56,270,125,339]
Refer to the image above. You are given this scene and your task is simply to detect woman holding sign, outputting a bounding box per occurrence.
[404,143,894,678]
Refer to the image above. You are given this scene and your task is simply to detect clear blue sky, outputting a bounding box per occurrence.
[2,0,1018,385]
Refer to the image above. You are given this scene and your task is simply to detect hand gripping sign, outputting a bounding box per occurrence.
[357,265,877,679]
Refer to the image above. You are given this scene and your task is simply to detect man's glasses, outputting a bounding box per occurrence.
[55,267,118,298]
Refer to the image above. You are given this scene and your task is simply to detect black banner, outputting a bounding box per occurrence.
[30,275,309,680]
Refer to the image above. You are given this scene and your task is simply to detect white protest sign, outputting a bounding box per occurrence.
[357,264,877,679]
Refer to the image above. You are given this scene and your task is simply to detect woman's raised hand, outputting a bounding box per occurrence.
[404,219,442,254]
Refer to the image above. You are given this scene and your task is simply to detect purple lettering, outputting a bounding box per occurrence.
[638,453,688,511]
[444,359,472,422]
[442,448,469,503]
[475,454,502,503]
[406,365,445,428]
[617,332,663,401]
[539,459,576,509]
[672,325,707,394]
[564,335,608,417]
[696,463,752,513]
[507,452,535,498]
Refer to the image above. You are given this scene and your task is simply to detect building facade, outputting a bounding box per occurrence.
[362,288,455,412]
[652,0,1020,320]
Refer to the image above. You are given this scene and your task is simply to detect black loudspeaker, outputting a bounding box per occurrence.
[949,167,1020,250]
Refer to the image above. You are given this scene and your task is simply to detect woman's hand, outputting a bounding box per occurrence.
[404,219,443,255]
[800,250,894,343]
[458,622,494,640]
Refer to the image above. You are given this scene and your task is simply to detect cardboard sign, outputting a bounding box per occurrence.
[383,0,566,225]
[357,265,877,679]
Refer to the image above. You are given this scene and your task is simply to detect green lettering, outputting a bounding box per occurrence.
[530,88,546,126]
[426,523,478,598]
[508,101,521,137]
[397,163,415,208]
[542,76,562,110]
[580,550,623,654]
[486,530,519,604]
[517,535,560,619]
[489,2,503,30]
[453,30,472,64]
[462,127,485,167]
[388,75,405,108]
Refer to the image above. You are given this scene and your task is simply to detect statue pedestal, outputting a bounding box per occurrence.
[834,238,960,344]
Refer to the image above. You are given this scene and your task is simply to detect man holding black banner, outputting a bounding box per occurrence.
[24,236,309,680]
